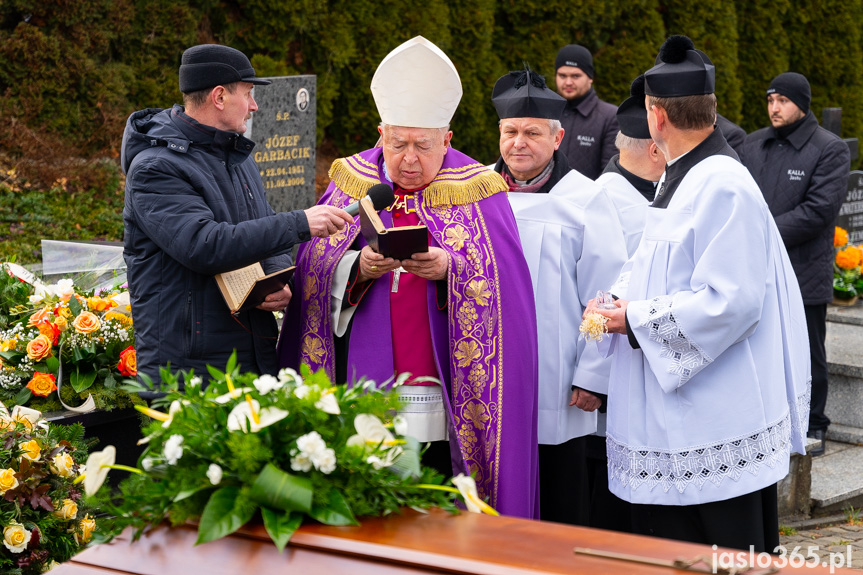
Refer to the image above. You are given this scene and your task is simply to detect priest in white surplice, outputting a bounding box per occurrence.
[490,69,628,525]
[585,36,811,552]
[596,74,666,258]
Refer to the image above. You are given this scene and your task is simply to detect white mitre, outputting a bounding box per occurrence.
[371,36,462,129]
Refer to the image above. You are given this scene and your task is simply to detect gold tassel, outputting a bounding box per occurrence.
[423,169,508,207]
[327,158,378,200]
[328,157,507,207]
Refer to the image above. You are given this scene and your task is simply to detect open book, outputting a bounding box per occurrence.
[214,262,295,314]
[358,195,429,260]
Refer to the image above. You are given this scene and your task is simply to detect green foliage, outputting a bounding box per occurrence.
[100,359,469,549]
[661,0,743,123]
[1,0,862,239]
[785,0,863,152]
[734,0,791,133]
[0,161,124,266]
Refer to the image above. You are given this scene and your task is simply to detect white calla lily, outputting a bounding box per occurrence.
[253,374,282,395]
[83,446,116,496]
[314,390,340,415]
[346,414,397,448]
[214,388,253,403]
[226,399,288,433]
[278,367,303,386]
[451,474,499,516]
[392,415,408,436]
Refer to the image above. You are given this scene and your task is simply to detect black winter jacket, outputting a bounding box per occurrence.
[559,89,619,180]
[742,111,850,304]
[121,106,310,380]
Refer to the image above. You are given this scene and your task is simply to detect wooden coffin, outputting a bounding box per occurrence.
[53,509,850,574]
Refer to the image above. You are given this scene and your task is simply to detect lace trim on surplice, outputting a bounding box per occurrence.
[607,414,791,494]
[641,295,712,386]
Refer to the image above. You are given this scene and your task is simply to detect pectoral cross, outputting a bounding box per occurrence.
[392,266,406,293]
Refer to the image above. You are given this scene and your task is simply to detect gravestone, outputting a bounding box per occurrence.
[837,171,863,244]
[247,75,316,213]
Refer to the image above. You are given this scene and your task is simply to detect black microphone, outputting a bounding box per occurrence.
[344,183,395,216]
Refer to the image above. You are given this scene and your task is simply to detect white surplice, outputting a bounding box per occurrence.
[605,154,811,506]
[509,169,628,445]
[595,171,650,258]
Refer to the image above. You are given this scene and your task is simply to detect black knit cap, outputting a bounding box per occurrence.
[767,72,811,113]
[644,35,715,97]
[555,44,594,78]
[617,75,651,139]
[179,44,271,93]
[492,68,566,120]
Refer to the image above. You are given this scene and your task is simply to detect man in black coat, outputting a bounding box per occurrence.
[122,44,352,384]
[554,45,619,180]
[742,72,851,456]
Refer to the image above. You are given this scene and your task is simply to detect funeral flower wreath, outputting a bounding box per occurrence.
[89,355,495,550]
[0,402,98,574]
[0,264,141,413]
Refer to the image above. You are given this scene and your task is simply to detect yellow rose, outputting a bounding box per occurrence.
[72,311,101,334]
[0,469,18,494]
[2,523,30,553]
[25,334,52,361]
[86,296,115,312]
[0,339,16,352]
[54,498,78,520]
[54,315,68,331]
[75,514,96,545]
[57,306,72,319]
[18,440,41,462]
[48,452,76,478]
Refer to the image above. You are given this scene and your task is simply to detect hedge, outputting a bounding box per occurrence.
[1,0,860,175]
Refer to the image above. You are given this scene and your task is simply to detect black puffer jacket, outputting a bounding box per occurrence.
[121,106,310,380]
[742,111,850,304]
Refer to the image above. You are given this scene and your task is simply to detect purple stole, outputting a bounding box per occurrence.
[279,147,539,518]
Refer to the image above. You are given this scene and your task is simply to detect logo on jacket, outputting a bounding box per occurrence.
[787,169,805,181]
[577,135,595,147]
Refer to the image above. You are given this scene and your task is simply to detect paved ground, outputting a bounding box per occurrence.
[780,520,863,571]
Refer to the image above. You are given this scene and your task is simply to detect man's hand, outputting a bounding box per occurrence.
[400,247,448,281]
[570,388,602,412]
[257,283,292,312]
[583,297,629,334]
[357,246,399,283]
[305,205,354,238]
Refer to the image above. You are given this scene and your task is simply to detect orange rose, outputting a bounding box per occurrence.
[835,226,849,248]
[72,311,101,334]
[26,334,52,361]
[117,346,137,377]
[36,320,60,346]
[26,372,57,397]
[28,307,52,327]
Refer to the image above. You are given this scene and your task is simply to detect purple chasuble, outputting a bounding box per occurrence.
[279,147,539,518]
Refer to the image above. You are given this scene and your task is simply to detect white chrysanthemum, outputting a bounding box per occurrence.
[206,463,223,485]
[164,434,184,465]
[253,374,282,395]
[188,376,202,388]
[312,448,337,474]
[296,431,326,456]
[141,457,154,471]
[290,452,313,473]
